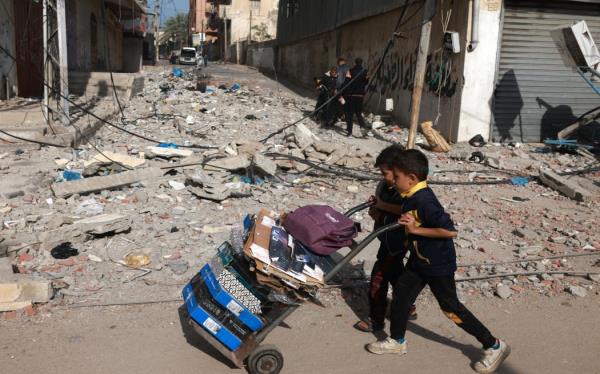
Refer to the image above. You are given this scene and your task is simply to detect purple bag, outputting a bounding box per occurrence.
[282,205,358,255]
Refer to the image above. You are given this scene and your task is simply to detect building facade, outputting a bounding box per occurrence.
[221,0,279,44]
[275,0,600,143]
[0,0,146,99]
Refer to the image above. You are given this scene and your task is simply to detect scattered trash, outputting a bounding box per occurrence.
[469,134,486,147]
[158,143,179,149]
[124,252,151,268]
[51,242,79,259]
[75,198,104,216]
[510,176,529,186]
[245,114,258,120]
[168,180,186,191]
[172,68,183,78]
[229,83,241,92]
[63,170,82,181]
[469,151,486,163]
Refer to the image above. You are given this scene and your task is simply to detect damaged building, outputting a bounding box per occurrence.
[273,0,600,143]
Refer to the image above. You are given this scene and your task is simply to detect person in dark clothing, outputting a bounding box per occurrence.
[336,57,350,90]
[343,58,369,137]
[354,145,417,334]
[314,67,338,127]
[366,149,511,374]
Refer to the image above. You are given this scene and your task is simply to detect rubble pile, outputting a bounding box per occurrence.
[1,65,599,319]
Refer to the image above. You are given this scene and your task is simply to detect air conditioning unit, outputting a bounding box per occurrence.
[551,20,600,70]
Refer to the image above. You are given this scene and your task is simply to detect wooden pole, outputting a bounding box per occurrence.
[56,0,70,124]
[406,0,435,149]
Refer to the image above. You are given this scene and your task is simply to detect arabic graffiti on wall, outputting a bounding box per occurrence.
[368,46,459,98]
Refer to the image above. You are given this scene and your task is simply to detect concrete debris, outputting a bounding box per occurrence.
[1,64,599,317]
[145,146,194,159]
[495,284,513,299]
[538,168,592,202]
[253,153,277,176]
[204,155,250,171]
[566,284,587,298]
[51,167,164,198]
[85,151,146,169]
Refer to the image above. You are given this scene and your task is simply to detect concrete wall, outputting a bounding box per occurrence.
[277,1,470,141]
[247,40,276,74]
[123,36,143,73]
[223,0,279,43]
[458,0,503,142]
[0,0,17,99]
[67,0,127,72]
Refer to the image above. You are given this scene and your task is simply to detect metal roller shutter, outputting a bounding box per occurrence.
[493,0,600,142]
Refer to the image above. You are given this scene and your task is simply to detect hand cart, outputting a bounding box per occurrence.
[182,202,401,374]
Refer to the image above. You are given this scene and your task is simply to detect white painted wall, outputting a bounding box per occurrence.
[457,1,502,142]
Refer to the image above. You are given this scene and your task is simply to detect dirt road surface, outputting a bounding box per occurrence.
[2,292,599,374]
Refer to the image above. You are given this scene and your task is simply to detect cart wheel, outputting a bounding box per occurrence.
[247,344,284,374]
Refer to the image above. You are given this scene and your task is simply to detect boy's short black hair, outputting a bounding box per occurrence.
[393,149,429,181]
[355,57,363,66]
[375,144,404,168]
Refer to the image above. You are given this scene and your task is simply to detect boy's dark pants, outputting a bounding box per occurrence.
[390,266,497,349]
[368,253,405,328]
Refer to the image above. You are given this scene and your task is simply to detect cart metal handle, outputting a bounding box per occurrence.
[324,222,402,283]
[344,201,374,217]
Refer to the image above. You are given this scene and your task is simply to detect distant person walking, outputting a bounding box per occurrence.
[343,58,368,137]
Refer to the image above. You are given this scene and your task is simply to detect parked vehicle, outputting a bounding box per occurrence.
[179,47,197,65]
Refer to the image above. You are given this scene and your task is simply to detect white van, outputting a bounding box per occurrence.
[178,47,197,65]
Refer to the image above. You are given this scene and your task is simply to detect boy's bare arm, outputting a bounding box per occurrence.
[399,214,457,239]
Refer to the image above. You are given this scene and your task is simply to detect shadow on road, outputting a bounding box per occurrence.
[176,304,239,370]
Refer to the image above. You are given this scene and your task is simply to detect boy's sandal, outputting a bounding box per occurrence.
[353,320,373,333]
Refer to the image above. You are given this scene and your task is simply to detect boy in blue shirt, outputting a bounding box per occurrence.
[366,149,510,374]
[354,145,417,333]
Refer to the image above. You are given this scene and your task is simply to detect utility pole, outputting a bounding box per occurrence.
[42,0,49,124]
[154,0,161,63]
[56,0,69,124]
[406,0,435,149]
[223,6,228,62]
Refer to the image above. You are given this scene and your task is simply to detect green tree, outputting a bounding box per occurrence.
[159,13,189,47]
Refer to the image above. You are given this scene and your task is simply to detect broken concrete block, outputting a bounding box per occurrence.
[313,141,337,155]
[84,151,146,169]
[495,284,512,299]
[145,146,193,159]
[293,123,319,150]
[253,153,277,176]
[188,184,252,202]
[236,140,263,156]
[205,155,250,171]
[326,148,347,166]
[74,214,131,235]
[0,272,52,311]
[538,168,592,202]
[51,167,164,198]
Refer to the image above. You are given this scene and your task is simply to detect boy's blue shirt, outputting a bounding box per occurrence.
[398,181,458,276]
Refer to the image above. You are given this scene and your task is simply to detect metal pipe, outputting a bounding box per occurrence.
[468,0,479,52]
[324,223,402,283]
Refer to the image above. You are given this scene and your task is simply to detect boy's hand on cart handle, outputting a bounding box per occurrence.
[399,214,417,234]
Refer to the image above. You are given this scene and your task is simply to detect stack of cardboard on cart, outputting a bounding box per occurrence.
[243,209,331,292]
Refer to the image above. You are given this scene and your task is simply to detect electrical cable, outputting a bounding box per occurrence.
[259,0,417,144]
[0,129,69,148]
